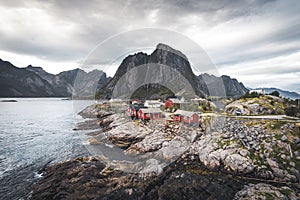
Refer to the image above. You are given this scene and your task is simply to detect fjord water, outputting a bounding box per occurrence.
[0,98,91,199]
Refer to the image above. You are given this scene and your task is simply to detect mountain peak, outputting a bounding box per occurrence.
[26,64,42,69]
[155,43,188,60]
[25,65,48,75]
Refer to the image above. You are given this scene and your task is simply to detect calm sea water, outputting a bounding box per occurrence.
[0,98,93,199]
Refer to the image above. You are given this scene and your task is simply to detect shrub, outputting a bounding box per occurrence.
[285,106,300,117]
[270,100,275,106]
[240,91,261,99]
[269,91,280,97]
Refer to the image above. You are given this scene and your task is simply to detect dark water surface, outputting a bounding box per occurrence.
[0,98,92,200]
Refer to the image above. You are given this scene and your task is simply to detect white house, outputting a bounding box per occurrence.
[144,100,163,108]
[177,96,185,103]
[168,98,181,104]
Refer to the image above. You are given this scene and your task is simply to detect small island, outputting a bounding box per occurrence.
[1,99,17,102]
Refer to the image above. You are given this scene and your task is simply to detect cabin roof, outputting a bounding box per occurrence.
[174,109,197,117]
[144,100,162,104]
[129,104,147,110]
[139,108,162,113]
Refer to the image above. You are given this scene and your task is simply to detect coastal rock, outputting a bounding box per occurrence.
[31,156,246,200]
[126,124,192,161]
[234,183,298,200]
[105,122,149,149]
[76,119,101,130]
[32,114,300,199]
[156,136,189,160]
[78,104,112,119]
[126,130,170,154]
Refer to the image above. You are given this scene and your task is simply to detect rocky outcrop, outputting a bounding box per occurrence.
[126,122,182,154]
[190,132,255,173]
[78,104,300,183]
[0,59,110,97]
[226,95,286,115]
[63,105,300,199]
[31,156,247,200]
[77,104,112,119]
[105,121,150,149]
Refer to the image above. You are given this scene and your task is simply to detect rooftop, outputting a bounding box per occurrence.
[174,109,197,117]
[140,108,162,113]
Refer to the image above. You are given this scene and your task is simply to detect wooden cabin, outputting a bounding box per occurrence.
[173,110,199,123]
[144,100,163,108]
[138,108,162,120]
[127,104,147,119]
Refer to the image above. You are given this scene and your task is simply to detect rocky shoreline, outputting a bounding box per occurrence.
[31,104,300,199]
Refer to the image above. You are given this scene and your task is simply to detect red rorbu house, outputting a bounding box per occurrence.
[138,108,162,120]
[127,105,146,119]
[173,110,199,123]
[165,98,180,108]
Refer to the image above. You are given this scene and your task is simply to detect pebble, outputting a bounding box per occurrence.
[290,162,295,167]
[281,135,288,142]
[239,149,249,157]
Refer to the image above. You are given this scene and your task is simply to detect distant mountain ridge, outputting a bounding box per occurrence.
[97,43,248,99]
[0,59,110,97]
[253,87,299,99]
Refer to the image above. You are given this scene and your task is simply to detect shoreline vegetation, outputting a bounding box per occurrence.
[31,100,300,199]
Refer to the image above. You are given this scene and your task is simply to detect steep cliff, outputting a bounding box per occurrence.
[198,73,248,98]
[0,59,55,97]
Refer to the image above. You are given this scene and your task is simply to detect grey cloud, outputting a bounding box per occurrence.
[0,0,289,63]
[0,0,299,91]
[239,66,300,76]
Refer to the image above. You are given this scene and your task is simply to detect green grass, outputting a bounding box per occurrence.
[279,188,292,197]
[265,120,288,130]
[265,193,276,200]
[249,152,265,167]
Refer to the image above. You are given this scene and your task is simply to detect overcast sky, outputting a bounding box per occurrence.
[0,0,299,93]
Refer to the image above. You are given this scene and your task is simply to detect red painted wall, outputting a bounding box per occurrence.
[165,100,174,108]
